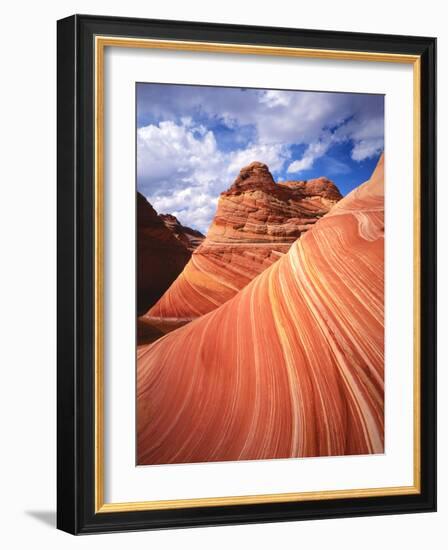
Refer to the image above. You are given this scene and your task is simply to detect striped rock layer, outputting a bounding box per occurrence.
[145,162,342,321]
[137,155,385,465]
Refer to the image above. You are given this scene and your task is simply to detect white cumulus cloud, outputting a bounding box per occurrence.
[138,119,290,233]
[351,138,384,161]
[287,133,332,174]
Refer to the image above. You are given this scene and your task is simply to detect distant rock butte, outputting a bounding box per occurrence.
[160,213,205,252]
[137,192,204,316]
[137,155,385,465]
[144,161,342,322]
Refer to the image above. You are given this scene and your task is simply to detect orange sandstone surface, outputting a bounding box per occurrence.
[137,155,385,464]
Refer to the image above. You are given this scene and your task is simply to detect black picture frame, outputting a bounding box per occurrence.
[57,14,436,534]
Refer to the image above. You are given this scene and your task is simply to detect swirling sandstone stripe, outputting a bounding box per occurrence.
[137,155,384,464]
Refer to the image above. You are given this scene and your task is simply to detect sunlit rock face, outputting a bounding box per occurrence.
[144,162,342,322]
[137,192,204,316]
[137,155,384,465]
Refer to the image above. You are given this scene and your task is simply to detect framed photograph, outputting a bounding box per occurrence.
[57,14,436,534]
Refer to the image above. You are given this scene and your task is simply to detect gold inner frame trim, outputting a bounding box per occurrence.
[94,35,421,513]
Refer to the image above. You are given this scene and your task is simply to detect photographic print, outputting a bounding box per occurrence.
[57,17,436,533]
[136,83,385,466]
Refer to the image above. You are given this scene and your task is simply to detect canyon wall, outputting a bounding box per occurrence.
[137,192,204,316]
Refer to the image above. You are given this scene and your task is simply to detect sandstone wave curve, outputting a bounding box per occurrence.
[137,155,385,465]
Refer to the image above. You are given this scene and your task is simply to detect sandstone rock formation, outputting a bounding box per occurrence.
[160,213,204,252]
[144,162,342,322]
[137,192,204,316]
[137,155,384,465]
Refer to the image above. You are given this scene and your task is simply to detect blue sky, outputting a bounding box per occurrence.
[137,83,384,232]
